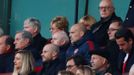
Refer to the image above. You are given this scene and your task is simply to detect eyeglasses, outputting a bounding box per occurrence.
[66,65,76,69]
[99,6,113,10]
[107,28,118,32]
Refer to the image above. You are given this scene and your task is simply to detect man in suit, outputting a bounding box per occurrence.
[0,35,14,73]
[115,28,134,74]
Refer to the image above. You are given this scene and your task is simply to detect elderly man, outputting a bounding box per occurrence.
[39,44,65,75]
[90,49,112,75]
[23,17,47,53]
[66,23,96,64]
[51,31,70,64]
[115,28,134,74]
[14,31,42,68]
[14,31,33,50]
[91,0,122,48]
[0,35,14,73]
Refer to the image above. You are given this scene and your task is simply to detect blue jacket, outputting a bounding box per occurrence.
[66,31,96,64]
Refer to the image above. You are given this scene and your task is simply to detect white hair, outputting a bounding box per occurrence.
[55,31,69,44]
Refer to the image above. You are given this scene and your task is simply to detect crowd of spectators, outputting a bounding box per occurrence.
[0,0,134,75]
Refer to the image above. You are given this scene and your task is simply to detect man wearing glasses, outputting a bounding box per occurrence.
[66,55,86,74]
[106,20,122,75]
[90,0,122,49]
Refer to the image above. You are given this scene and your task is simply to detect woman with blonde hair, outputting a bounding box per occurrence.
[58,70,74,75]
[12,50,36,75]
[76,65,95,75]
[79,15,96,30]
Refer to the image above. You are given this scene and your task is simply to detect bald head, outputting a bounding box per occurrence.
[44,44,59,53]
[69,23,86,43]
[71,23,87,34]
[99,0,115,18]
[41,44,59,62]
[100,0,114,7]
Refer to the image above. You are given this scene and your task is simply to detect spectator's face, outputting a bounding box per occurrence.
[107,22,120,40]
[69,26,83,43]
[41,45,53,62]
[51,33,62,46]
[14,33,27,50]
[99,0,114,18]
[14,53,22,70]
[66,59,78,74]
[23,20,35,36]
[50,23,61,35]
[0,37,8,54]
[116,37,133,53]
[90,55,106,71]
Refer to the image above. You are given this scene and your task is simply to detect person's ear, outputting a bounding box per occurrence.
[80,31,84,37]
[129,38,133,45]
[102,58,107,64]
[5,45,10,52]
[33,27,38,33]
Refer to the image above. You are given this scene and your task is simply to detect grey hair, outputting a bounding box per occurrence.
[16,31,33,44]
[24,17,41,32]
[54,31,69,44]
[46,44,60,53]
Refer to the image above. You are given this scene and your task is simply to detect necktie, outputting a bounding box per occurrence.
[122,54,129,74]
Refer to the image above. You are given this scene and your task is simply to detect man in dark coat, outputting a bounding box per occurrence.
[14,31,42,68]
[115,28,134,74]
[106,20,122,75]
[51,31,70,66]
[23,17,47,53]
[90,0,122,48]
[39,44,65,75]
[0,35,15,73]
